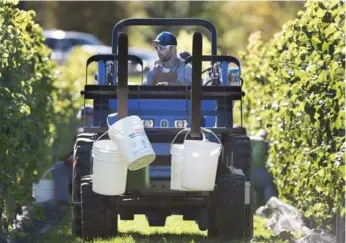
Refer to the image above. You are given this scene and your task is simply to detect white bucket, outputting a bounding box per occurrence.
[170,144,190,191]
[107,114,156,171]
[32,167,55,203]
[92,137,128,196]
[93,139,119,152]
[171,128,222,191]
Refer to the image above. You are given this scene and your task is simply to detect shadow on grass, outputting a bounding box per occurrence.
[115,231,239,243]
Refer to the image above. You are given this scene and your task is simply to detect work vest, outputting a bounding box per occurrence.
[152,58,184,86]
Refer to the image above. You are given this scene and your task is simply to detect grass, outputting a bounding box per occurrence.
[128,74,143,84]
[35,207,289,243]
[36,208,257,243]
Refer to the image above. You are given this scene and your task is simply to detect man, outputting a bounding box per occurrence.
[250,129,278,206]
[51,105,94,203]
[76,104,94,133]
[144,31,192,86]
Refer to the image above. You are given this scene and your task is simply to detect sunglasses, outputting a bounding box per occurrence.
[154,45,171,51]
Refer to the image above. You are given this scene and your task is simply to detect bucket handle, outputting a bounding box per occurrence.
[171,128,190,145]
[184,129,207,141]
[34,166,54,186]
[40,167,54,180]
[95,130,109,142]
[106,112,118,128]
[192,127,222,145]
[171,127,222,146]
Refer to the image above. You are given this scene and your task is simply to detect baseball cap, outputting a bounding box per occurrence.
[152,31,177,46]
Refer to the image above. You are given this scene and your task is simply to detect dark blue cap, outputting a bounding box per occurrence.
[153,31,177,46]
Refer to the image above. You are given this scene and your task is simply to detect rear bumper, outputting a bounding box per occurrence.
[116,195,208,216]
[120,195,207,207]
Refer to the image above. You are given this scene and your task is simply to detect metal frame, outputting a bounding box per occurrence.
[111,18,217,56]
[83,18,245,135]
[83,31,245,134]
[117,33,128,119]
[82,85,243,100]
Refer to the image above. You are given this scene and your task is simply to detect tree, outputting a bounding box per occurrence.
[25,1,305,52]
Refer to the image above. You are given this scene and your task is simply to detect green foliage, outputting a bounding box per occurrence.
[0,0,56,230]
[195,1,305,53]
[239,0,345,230]
[25,1,304,53]
[50,47,97,161]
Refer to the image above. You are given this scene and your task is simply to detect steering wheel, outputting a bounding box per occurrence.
[202,67,212,74]
[203,77,221,86]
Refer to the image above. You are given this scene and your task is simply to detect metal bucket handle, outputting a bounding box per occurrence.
[170,127,221,153]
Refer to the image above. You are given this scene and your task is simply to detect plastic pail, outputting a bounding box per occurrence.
[32,167,55,203]
[107,115,156,171]
[170,144,187,191]
[180,128,222,191]
[92,139,118,151]
[92,138,128,196]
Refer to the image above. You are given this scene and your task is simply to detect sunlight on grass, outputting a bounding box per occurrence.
[38,207,280,243]
[119,215,205,235]
[128,74,143,84]
[93,215,208,243]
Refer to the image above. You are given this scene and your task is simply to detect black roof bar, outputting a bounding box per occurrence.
[191,32,202,138]
[112,18,217,56]
[117,32,128,119]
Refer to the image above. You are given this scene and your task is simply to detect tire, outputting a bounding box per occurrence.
[71,133,96,237]
[208,168,248,240]
[245,195,253,239]
[231,126,247,135]
[230,134,252,180]
[230,131,254,239]
[81,175,118,240]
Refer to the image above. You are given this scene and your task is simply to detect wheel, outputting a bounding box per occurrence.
[230,133,252,180]
[208,168,250,240]
[229,132,254,239]
[71,133,96,237]
[81,175,118,240]
[231,126,247,135]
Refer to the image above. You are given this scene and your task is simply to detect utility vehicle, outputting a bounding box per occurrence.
[71,18,253,241]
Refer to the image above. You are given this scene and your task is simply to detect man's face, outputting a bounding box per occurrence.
[154,45,174,62]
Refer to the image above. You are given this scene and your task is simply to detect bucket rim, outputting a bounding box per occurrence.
[93,140,119,151]
[184,142,222,149]
[109,115,142,128]
[107,113,142,128]
[92,156,126,162]
[108,116,144,133]
[127,154,155,171]
[92,152,122,158]
[92,147,120,153]
[92,152,121,159]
